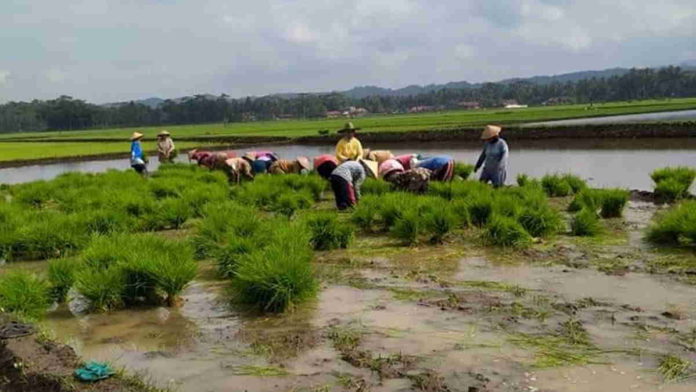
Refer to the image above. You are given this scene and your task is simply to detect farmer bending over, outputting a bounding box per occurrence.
[363,149,394,164]
[335,122,363,163]
[330,159,377,210]
[223,157,254,184]
[475,125,508,187]
[413,155,454,181]
[380,158,431,194]
[268,156,311,175]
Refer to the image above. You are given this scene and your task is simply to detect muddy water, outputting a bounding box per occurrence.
[1,138,695,189]
[525,109,696,126]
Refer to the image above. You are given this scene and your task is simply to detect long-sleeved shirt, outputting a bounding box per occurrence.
[416,156,452,171]
[335,137,364,163]
[331,161,366,199]
[475,138,509,185]
[130,141,145,165]
[157,138,175,157]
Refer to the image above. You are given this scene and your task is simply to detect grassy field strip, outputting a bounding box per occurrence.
[0,141,216,162]
[1,98,694,142]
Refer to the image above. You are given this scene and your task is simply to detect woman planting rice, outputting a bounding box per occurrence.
[223,157,254,184]
[363,149,394,164]
[380,158,432,193]
[129,132,148,175]
[330,159,377,210]
[314,154,339,180]
[243,150,279,174]
[268,156,311,175]
[475,124,509,187]
[413,155,454,181]
[156,130,176,163]
[335,122,364,163]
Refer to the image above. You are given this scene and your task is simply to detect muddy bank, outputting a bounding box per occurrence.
[296,121,696,144]
[0,317,162,392]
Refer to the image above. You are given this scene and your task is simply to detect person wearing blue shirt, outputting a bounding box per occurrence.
[129,132,148,175]
[475,125,508,187]
[414,155,454,181]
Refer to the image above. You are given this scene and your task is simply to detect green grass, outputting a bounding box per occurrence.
[658,355,693,382]
[303,212,354,251]
[571,209,603,236]
[484,214,533,247]
[651,167,696,202]
[232,223,317,312]
[1,97,695,162]
[0,140,211,162]
[0,270,52,319]
[646,200,696,246]
[47,258,81,302]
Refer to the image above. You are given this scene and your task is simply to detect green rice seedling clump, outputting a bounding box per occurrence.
[518,205,563,237]
[651,167,696,202]
[658,355,692,382]
[76,234,196,310]
[48,258,82,302]
[304,212,354,251]
[454,162,474,180]
[541,174,573,197]
[351,195,381,231]
[598,189,629,218]
[561,174,587,194]
[646,200,696,245]
[424,206,456,243]
[571,209,602,236]
[271,191,313,217]
[361,178,392,195]
[484,214,532,247]
[233,224,316,312]
[468,196,494,226]
[391,210,422,245]
[0,271,52,320]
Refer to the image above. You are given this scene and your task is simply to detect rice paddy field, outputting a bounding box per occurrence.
[1,163,695,392]
[2,98,695,144]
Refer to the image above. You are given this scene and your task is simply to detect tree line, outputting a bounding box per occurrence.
[0,66,694,133]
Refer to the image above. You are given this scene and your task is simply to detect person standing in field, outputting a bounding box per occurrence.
[329,159,377,210]
[475,125,508,187]
[335,122,364,163]
[156,130,176,163]
[129,132,148,175]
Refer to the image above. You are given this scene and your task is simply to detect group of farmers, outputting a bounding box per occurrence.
[128,122,508,211]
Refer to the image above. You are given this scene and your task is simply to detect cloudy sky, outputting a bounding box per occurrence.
[1,0,695,103]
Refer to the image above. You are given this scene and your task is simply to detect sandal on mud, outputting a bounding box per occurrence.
[74,361,115,382]
[0,321,35,339]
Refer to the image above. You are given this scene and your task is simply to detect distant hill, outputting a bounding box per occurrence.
[108,63,696,104]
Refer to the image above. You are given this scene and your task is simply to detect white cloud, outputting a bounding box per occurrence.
[0,0,694,102]
[0,70,9,86]
[45,68,66,83]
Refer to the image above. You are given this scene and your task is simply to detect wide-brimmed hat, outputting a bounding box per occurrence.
[359,159,378,179]
[296,156,311,171]
[379,159,404,178]
[362,148,371,159]
[157,130,171,137]
[242,152,256,162]
[130,132,144,141]
[481,125,502,140]
[337,122,360,134]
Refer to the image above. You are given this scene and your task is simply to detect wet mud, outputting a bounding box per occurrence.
[3,200,696,391]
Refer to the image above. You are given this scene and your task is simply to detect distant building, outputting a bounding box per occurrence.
[543,97,573,106]
[457,101,481,110]
[408,105,435,113]
[504,104,528,109]
[339,107,370,118]
[325,110,343,119]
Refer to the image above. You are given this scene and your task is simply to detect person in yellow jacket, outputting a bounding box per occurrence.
[335,122,363,163]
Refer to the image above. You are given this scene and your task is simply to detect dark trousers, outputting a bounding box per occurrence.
[330,175,356,210]
[131,163,148,175]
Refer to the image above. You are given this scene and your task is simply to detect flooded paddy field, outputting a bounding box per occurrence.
[3,196,695,392]
[1,137,695,190]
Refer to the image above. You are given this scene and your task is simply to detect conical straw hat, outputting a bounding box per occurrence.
[359,159,378,178]
[481,125,501,140]
[130,132,144,141]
